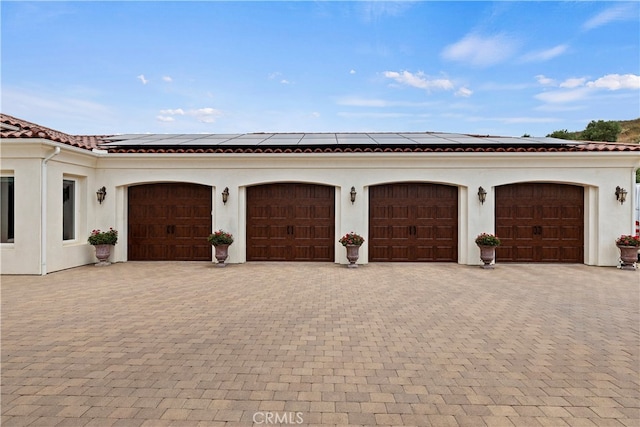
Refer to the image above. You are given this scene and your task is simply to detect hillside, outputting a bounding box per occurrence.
[618,118,640,143]
[559,118,640,143]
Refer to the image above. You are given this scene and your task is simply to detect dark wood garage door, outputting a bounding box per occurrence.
[128,183,212,261]
[369,183,458,262]
[496,183,584,263]
[247,183,334,261]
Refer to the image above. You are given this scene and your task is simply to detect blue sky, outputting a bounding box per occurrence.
[2,1,639,136]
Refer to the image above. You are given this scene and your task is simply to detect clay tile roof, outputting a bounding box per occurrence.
[0,113,111,150]
[3,113,640,154]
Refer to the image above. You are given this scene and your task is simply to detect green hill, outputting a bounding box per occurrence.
[554,118,640,143]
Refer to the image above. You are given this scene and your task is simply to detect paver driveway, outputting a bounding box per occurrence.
[2,262,638,426]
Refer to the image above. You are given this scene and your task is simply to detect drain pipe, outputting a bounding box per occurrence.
[41,146,61,275]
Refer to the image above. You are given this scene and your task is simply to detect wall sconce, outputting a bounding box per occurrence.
[350,187,357,204]
[477,186,487,205]
[615,186,627,204]
[96,186,107,204]
[221,187,229,205]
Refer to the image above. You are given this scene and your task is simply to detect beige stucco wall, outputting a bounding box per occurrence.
[2,140,639,274]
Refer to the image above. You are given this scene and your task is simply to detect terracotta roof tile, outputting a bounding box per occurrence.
[0,113,109,150]
[2,114,639,154]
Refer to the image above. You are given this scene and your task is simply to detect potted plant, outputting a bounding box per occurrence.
[88,228,118,266]
[208,230,234,267]
[475,233,501,269]
[615,234,639,271]
[339,232,365,268]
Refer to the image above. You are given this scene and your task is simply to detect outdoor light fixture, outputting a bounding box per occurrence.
[222,187,229,205]
[615,186,627,204]
[350,187,357,204]
[96,186,107,204]
[478,186,487,205]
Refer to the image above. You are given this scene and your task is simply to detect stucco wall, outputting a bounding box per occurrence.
[2,142,638,274]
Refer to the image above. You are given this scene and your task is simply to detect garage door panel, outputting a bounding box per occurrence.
[313,225,332,239]
[392,206,410,219]
[515,226,534,240]
[369,183,458,262]
[415,206,435,220]
[496,183,583,263]
[128,183,212,261]
[414,246,434,261]
[515,206,535,219]
[314,205,333,220]
[247,183,334,261]
[392,225,410,239]
[436,206,456,220]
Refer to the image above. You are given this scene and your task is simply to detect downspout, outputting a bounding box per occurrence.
[41,147,61,275]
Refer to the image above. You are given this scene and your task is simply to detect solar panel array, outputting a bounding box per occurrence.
[100,132,569,148]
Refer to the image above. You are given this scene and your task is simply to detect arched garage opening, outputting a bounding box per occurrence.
[246,183,335,261]
[128,183,212,261]
[369,182,458,262]
[495,183,584,263]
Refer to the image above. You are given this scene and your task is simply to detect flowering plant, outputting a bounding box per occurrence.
[475,233,501,246]
[88,228,118,245]
[207,230,234,246]
[339,232,365,246]
[616,235,640,247]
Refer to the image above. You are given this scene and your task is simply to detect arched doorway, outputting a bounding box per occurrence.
[128,183,212,261]
[246,183,335,261]
[369,183,458,262]
[495,183,584,262]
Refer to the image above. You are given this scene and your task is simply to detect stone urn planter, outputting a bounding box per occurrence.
[339,232,365,268]
[615,235,640,271]
[93,244,113,266]
[214,244,230,268]
[208,230,234,268]
[477,245,496,269]
[345,245,361,268]
[88,228,118,267]
[475,233,501,269]
[617,245,638,271]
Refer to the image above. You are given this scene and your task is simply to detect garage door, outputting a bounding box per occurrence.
[247,183,335,261]
[369,183,458,262]
[128,183,212,261]
[495,183,584,263]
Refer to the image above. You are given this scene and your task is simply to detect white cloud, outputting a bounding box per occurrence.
[520,44,568,62]
[586,74,640,90]
[162,76,173,83]
[583,4,637,31]
[455,87,473,98]
[280,79,291,85]
[534,73,640,104]
[382,70,454,91]
[350,69,356,75]
[535,75,556,86]
[535,87,591,104]
[442,33,518,67]
[157,107,222,123]
[192,107,222,123]
[559,78,587,89]
[137,74,148,85]
[336,97,437,108]
[159,108,185,115]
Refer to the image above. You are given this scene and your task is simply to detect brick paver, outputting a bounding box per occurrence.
[2,262,638,426]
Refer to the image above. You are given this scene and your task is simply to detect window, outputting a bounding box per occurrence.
[63,179,75,240]
[1,177,14,243]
